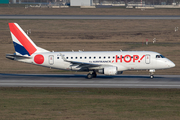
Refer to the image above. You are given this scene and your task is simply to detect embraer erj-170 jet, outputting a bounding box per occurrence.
[6,23,175,79]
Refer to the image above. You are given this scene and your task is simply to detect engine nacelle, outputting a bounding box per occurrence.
[98,66,117,75]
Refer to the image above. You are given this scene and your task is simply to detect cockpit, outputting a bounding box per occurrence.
[156,55,165,58]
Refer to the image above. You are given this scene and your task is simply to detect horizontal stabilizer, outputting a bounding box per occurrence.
[6,54,31,60]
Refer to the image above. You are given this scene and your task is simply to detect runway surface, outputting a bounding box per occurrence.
[0,73,180,88]
[1,15,180,19]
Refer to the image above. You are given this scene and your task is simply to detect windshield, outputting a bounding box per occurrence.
[156,55,165,58]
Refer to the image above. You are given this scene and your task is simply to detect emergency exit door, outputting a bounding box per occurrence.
[49,55,54,65]
[145,54,150,64]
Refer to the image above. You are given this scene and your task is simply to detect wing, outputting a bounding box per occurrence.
[60,53,103,69]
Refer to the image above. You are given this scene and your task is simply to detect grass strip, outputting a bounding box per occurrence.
[0,88,180,120]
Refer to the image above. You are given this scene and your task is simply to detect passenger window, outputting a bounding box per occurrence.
[108,56,110,59]
[71,57,73,59]
[57,57,59,59]
[104,56,106,59]
[66,57,68,59]
[85,57,87,59]
[89,57,91,59]
[113,56,115,59]
[80,57,82,59]
[99,56,101,59]
[94,57,96,59]
[75,57,77,59]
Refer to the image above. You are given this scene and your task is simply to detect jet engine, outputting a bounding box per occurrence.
[98,66,117,75]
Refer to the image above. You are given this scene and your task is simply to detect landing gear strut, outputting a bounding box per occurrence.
[87,71,97,79]
[149,69,155,79]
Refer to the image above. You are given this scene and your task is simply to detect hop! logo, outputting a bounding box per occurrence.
[112,55,145,63]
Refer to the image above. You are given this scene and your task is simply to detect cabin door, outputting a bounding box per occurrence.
[145,54,150,64]
[49,55,54,65]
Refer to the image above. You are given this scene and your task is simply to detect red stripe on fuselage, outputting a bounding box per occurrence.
[9,23,37,55]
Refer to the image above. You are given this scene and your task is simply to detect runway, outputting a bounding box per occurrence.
[1,15,180,19]
[0,74,180,88]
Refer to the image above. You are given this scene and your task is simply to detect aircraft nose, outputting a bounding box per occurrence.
[168,61,175,68]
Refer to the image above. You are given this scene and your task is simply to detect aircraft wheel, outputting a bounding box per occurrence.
[87,73,93,79]
[150,75,154,79]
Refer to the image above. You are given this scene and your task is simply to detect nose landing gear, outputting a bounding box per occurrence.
[149,69,155,79]
[150,75,154,79]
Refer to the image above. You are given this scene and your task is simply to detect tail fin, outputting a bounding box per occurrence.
[9,23,49,56]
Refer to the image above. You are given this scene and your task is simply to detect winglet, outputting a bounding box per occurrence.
[60,53,68,62]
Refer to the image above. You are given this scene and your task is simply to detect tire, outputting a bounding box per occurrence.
[87,73,93,79]
[150,75,154,79]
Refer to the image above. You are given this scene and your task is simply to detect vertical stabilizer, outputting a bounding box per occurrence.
[9,23,49,56]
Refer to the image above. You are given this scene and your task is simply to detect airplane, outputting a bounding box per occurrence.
[6,23,175,79]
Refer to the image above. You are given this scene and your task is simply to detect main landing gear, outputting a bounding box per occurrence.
[87,71,97,79]
[149,69,155,79]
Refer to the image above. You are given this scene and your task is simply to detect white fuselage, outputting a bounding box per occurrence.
[17,51,175,73]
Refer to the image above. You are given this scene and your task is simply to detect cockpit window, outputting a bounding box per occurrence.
[160,55,165,58]
[156,55,160,58]
[156,55,165,58]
